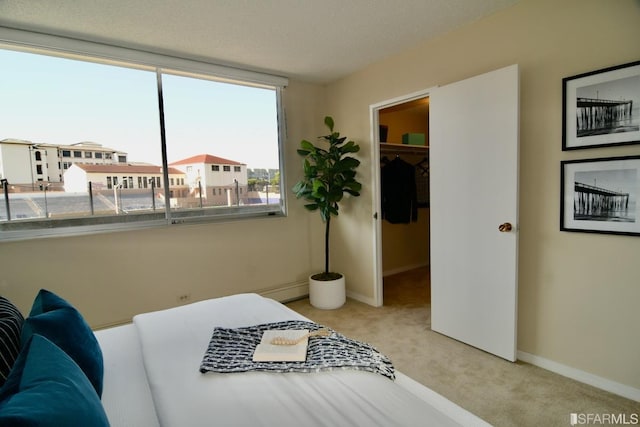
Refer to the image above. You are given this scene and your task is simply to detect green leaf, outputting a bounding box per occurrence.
[311,179,322,192]
[335,136,347,145]
[344,181,362,192]
[324,116,334,132]
[335,157,360,171]
[341,141,360,153]
[303,159,314,176]
[292,181,303,193]
[300,140,315,151]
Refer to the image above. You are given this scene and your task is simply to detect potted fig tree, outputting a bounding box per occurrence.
[292,116,362,309]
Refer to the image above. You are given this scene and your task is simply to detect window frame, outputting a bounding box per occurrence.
[0,27,288,242]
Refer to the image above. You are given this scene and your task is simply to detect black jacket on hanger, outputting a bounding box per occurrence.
[381,157,418,224]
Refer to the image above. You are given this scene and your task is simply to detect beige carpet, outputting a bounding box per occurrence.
[286,267,639,426]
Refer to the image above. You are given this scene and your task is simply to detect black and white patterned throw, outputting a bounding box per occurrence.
[199,320,395,380]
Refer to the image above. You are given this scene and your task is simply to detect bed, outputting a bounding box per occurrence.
[0,291,490,426]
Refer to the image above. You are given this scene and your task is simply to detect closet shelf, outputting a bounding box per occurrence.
[379,142,429,156]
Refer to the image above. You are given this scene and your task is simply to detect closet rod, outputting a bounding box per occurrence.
[379,142,429,156]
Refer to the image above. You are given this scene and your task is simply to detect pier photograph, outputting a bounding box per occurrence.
[576,75,639,137]
[563,60,640,150]
[561,156,640,236]
[573,169,635,222]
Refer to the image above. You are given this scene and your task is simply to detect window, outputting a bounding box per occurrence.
[0,31,286,241]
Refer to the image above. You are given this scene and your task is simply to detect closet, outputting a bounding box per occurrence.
[378,97,430,280]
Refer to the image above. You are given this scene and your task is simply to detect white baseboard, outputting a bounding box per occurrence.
[258,279,379,307]
[383,262,429,277]
[259,280,308,303]
[517,350,640,402]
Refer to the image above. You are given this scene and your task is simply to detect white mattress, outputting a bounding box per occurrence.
[129,293,491,427]
[95,324,160,427]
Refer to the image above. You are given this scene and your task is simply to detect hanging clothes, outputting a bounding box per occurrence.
[381,156,418,224]
[415,156,429,207]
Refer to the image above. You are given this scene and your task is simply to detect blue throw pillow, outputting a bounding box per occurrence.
[0,334,109,426]
[0,297,24,387]
[21,289,104,396]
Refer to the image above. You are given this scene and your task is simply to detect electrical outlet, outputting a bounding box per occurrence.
[177,294,191,303]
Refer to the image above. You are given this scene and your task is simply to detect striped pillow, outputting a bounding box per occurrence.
[0,297,24,387]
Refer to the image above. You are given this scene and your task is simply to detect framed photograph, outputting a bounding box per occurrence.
[561,156,640,236]
[562,60,640,150]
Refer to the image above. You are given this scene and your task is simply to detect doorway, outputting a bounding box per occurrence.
[370,65,519,361]
[370,89,432,306]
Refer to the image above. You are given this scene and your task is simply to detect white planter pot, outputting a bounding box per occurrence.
[308,274,346,309]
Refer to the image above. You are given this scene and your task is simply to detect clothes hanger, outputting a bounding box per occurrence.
[415,156,429,167]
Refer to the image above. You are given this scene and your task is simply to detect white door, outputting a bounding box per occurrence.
[429,64,519,361]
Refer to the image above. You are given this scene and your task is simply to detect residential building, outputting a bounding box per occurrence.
[63,163,185,194]
[0,139,127,189]
[169,154,248,206]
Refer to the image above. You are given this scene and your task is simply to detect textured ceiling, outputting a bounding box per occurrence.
[0,0,519,83]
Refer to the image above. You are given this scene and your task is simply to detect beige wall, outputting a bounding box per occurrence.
[0,80,326,329]
[381,212,429,273]
[325,0,640,390]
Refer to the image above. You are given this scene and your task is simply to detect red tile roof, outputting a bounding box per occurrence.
[169,154,244,166]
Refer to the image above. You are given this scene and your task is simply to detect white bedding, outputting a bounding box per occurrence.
[96,324,159,427]
[123,293,490,427]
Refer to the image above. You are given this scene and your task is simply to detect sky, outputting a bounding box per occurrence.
[0,48,280,169]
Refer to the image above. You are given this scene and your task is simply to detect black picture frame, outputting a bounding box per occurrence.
[560,155,640,236]
[562,60,640,150]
